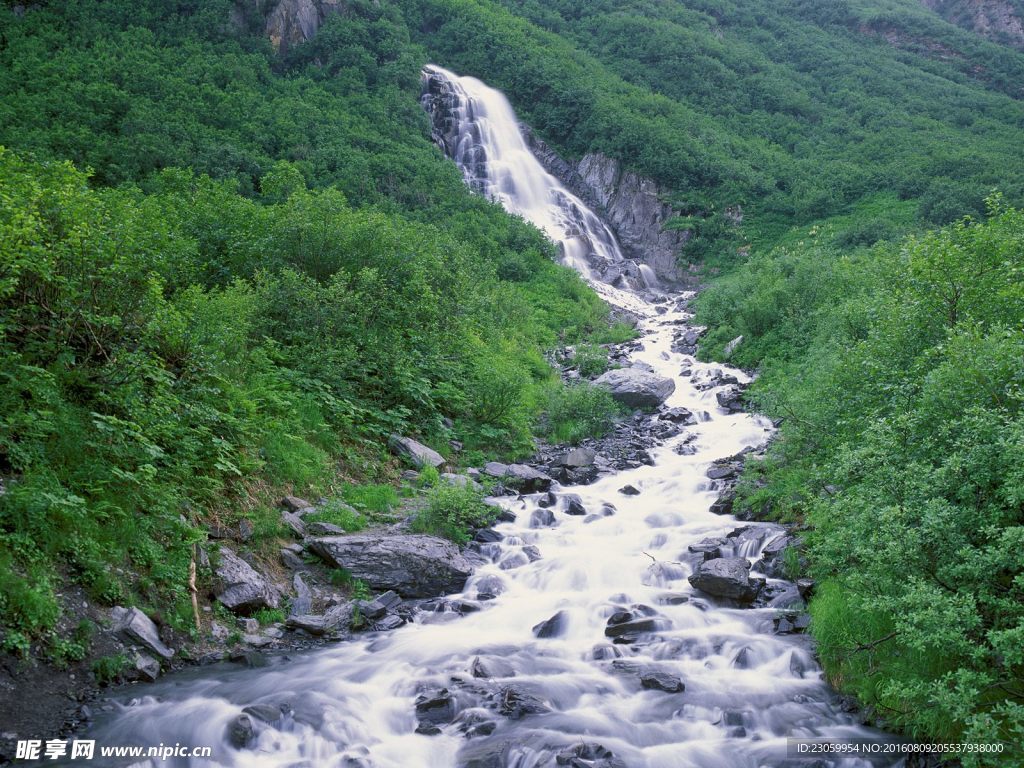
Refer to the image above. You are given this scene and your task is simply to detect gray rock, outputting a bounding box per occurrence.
[553,447,596,467]
[440,472,480,490]
[593,368,676,408]
[723,335,744,358]
[503,464,553,493]
[688,558,764,602]
[308,533,473,597]
[286,603,353,636]
[305,521,346,536]
[280,495,313,513]
[215,548,278,614]
[226,713,255,749]
[110,607,174,659]
[716,386,746,414]
[619,484,641,496]
[532,610,569,638]
[688,537,728,560]
[640,670,685,693]
[129,651,160,682]
[562,494,587,516]
[290,574,312,616]
[388,434,445,469]
[471,656,515,679]
[482,461,509,478]
[281,511,306,538]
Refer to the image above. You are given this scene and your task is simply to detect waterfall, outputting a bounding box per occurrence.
[70,66,903,768]
[421,65,657,292]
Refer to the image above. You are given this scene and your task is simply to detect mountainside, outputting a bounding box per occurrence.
[1,0,1022,761]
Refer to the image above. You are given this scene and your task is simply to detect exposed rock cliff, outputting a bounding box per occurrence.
[525,131,690,286]
[920,0,1024,49]
[234,0,349,54]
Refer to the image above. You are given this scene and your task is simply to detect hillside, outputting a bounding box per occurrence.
[1,0,1022,762]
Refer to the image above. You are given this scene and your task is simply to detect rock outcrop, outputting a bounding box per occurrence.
[525,133,690,285]
[308,533,474,597]
[215,548,280,614]
[236,0,349,54]
[688,557,764,603]
[594,368,676,408]
[920,0,1024,49]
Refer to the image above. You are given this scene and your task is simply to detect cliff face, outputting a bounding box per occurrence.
[525,132,689,286]
[920,0,1024,49]
[235,0,349,54]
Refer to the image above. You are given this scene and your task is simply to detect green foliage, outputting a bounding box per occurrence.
[304,500,367,532]
[573,344,610,378]
[411,483,497,543]
[697,199,1024,759]
[341,484,400,516]
[538,382,623,445]
[417,465,441,488]
[252,607,287,626]
[91,653,129,686]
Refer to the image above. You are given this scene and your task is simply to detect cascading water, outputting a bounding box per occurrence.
[421,65,656,292]
[65,67,905,768]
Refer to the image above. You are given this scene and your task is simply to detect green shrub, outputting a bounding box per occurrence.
[411,483,497,544]
[91,653,129,686]
[341,484,399,515]
[573,343,610,378]
[539,382,623,445]
[304,499,367,532]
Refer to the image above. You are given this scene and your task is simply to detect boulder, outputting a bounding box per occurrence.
[281,511,306,538]
[593,368,675,408]
[530,508,556,528]
[280,495,313,513]
[555,743,627,768]
[562,494,587,516]
[716,386,746,414]
[482,461,509,478]
[639,670,685,693]
[533,610,569,638]
[214,548,278,614]
[286,603,353,636]
[688,537,728,561]
[110,606,174,659]
[128,651,160,682]
[723,335,744,358]
[226,714,256,749]
[553,447,596,467]
[388,434,445,469]
[619,484,641,496]
[688,558,764,602]
[305,521,346,536]
[504,464,553,493]
[415,689,456,734]
[308,533,473,597]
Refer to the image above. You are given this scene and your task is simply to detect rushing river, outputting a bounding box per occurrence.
[72,66,902,768]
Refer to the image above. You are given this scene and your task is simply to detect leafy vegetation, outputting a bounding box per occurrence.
[411,482,498,543]
[0,0,617,650]
[538,382,624,445]
[696,199,1024,759]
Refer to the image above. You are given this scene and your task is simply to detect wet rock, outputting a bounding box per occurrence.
[522,545,542,562]
[591,643,621,660]
[495,684,549,719]
[473,575,505,601]
[755,534,797,577]
[723,335,744,358]
[474,528,503,544]
[563,494,587,516]
[796,578,815,600]
[214,548,279,614]
[660,406,697,424]
[619,484,641,496]
[532,610,569,638]
[499,552,529,570]
[656,592,689,606]
[640,671,685,693]
[688,558,764,602]
[709,489,735,516]
[359,590,401,620]
[774,612,812,634]
[606,610,634,626]
[530,508,556,528]
[716,385,746,413]
[503,464,553,493]
[706,463,739,481]
[688,537,728,561]
[555,743,627,768]
[593,368,676,408]
[243,704,288,726]
[415,689,456,734]
[471,656,515,679]
[388,434,445,469]
[309,533,473,598]
[110,606,174,659]
[603,617,660,642]
[286,603,353,636]
[226,714,256,749]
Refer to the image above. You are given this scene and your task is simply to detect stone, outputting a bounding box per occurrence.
[305,521,346,536]
[553,447,596,467]
[286,603,353,636]
[308,533,473,597]
[555,743,627,768]
[243,704,288,726]
[474,528,503,544]
[562,494,587,516]
[503,464,554,493]
[482,461,509,478]
[214,548,278,614]
[603,617,660,642]
[415,690,456,734]
[639,671,685,693]
[440,472,480,489]
[533,610,569,638]
[688,558,764,602]
[723,335,744,358]
[688,537,728,560]
[281,511,306,538]
[387,434,445,469]
[593,368,675,408]
[471,656,515,679]
[716,386,746,414]
[129,651,160,682]
[619,484,641,496]
[796,578,815,600]
[280,495,312,513]
[495,685,549,719]
[226,714,256,749]
[290,573,312,616]
[706,463,739,481]
[660,406,697,424]
[530,508,556,528]
[110,606,174,660]
[522,544,542,562]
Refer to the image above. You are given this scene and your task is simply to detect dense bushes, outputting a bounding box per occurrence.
[696,200,1024,760]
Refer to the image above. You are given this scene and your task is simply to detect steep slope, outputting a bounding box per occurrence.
[920,0,1024,48]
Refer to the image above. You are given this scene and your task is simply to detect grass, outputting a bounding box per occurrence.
[539,382,624,445]
[411,483,498,544]
[340,483,400,516]
[304,498,367,532]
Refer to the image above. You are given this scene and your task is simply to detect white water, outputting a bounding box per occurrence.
[74,67,902,768]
